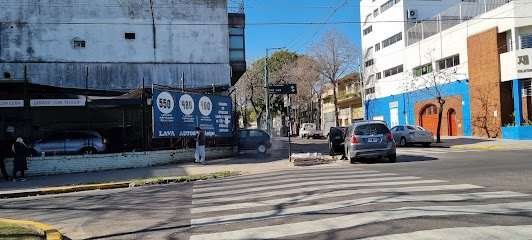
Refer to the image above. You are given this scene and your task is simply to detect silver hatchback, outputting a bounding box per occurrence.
[344,121,396,163]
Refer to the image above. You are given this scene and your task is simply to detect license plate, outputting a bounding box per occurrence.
[368,137,379,143]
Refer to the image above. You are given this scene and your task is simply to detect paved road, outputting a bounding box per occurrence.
[1,138,532,239]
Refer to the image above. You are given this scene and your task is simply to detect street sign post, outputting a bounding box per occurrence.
[268,84,297,162]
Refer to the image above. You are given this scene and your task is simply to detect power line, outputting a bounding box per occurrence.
[3,15,532,26]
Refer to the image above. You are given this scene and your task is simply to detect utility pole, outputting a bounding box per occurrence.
[264,47,284,134]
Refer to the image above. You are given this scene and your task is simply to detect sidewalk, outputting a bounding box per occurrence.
[0,153,302,197]
[432,136,532,150]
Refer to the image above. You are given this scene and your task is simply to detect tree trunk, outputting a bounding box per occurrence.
[332,82,340,127]
[436,97,446,143]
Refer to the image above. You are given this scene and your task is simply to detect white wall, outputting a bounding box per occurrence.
[0,0,231,89]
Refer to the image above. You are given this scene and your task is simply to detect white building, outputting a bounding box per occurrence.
[360,0,532,139]
[0,0,246,90]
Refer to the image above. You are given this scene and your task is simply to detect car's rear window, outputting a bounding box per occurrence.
[355,124,390,135]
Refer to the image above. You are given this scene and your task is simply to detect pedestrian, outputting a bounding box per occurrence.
[194,127,206,165]
[11,137,28,181]
[0,140,10,181]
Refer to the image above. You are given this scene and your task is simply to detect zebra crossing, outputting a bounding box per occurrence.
[397,147,481,155]
[190,167,532,240]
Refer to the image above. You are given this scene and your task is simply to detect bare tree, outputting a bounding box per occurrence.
[310,30,358,127]
[406,52,459,143]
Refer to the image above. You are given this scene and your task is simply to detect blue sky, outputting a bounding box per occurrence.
[243,0,361,61]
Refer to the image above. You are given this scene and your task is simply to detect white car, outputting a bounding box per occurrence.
[299,123,323,139]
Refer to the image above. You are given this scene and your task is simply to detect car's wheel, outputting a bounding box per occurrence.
[399,137,407,147]
[388,153,397,163]
[422,142,431,147]
[347,149,357,164]
[257,144,267,154]
[81,147,96,155]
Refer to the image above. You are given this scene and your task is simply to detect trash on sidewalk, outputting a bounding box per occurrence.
[291,153,336,167]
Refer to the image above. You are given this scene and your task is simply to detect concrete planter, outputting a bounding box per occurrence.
[3,147,235,176]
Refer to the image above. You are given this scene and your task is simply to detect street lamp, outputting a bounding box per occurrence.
[264,47,285,135]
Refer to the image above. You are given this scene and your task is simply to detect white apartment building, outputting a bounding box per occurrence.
[360,0,532,139]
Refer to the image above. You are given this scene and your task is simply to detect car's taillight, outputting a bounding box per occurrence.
[350,136,359,144]
[386,133,394,142]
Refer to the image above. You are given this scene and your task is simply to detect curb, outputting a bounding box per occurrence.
[0,218,62,240]
[0,171,240,199]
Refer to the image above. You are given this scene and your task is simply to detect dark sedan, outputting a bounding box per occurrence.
[238,129,272,155]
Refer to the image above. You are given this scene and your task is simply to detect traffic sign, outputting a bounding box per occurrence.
[268,84,298,95]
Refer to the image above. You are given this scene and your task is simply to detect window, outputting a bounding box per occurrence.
[380,0,394,12]
[437,54,460,70]
[365,87,376,95]
[249,130,266,137]
[363,26,373,35]
[375,43,381,51]
[413,63,433,76]
[373,9,379,17]
[366,46,374,56]
[365,59,374,67]
[355,123,390,135]
[376,72,382,79]
[383,65,403,77]
[382,33,402,48]
[73,40,86,48]
[125,32,136,40]
[521,34,532,49]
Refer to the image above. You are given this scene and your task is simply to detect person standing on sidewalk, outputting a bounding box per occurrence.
[12,137,28,181]
[0,140,10,181]
[195,127,206,165]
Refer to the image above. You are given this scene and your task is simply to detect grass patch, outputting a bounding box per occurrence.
[0,221,44,240]
[129,171,241,187]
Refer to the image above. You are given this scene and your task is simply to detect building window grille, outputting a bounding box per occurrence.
[520,34,532,49]
[376,72,382,79]
[373,9,379,17]
[375,43,381,51]
[363,26,373,35]
[384,65,403,77]
[380,0,394,13]
[437,54,460,70]
[365,87,376,95]
[382,32,402,48]
[73,39,86,48]
[365,59,374,67]
[414,63,433,76]
[125,32,136,40]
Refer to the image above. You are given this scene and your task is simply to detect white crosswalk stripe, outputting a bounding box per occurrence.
[360,225,532,240]
[190,167,531,240]
[397,147,480,155]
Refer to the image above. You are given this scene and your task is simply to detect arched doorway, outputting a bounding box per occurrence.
[448,108,457,136]
[419,104,438,135]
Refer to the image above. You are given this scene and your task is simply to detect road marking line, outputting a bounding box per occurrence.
[192,180,447,205]
[360,225,532,240]
[193,176,422,198]
[193,173,397,193]
[192,191,527,225]
[193,169,379,187]
[190,201,532,240]
[191,184,483,214]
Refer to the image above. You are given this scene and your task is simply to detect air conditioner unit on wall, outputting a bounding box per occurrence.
[407,9,418,19]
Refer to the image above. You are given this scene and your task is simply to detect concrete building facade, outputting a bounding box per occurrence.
[360,0,532,139]
[0,0,243,90]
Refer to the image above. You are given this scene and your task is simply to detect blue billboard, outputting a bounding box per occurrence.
[152,88,233,138]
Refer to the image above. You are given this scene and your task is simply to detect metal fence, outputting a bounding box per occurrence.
[406,0,511,46]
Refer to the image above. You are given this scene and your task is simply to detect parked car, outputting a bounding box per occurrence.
[238,129,272,154]
[328,126,347,156]
[31,131,107,156]
[344,121,396,163]
[299,123,323,139]
[390,125,434,147]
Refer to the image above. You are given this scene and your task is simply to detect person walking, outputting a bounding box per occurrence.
[12,137,28,181]
[0,140,10,181]
[194,127,206,165]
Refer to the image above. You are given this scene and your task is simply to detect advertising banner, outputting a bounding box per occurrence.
[152,88,233,138]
